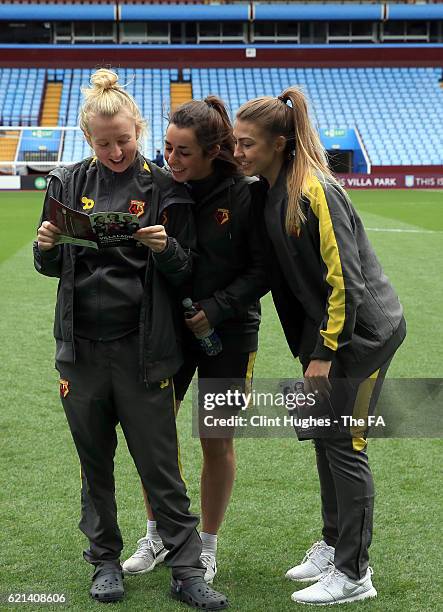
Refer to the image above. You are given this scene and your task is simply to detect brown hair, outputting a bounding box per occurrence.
[236,87,336,235]
[79,68,146,139]
[169,96,238,176]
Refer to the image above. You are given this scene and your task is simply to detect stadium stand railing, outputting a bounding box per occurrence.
[0,2,442,45]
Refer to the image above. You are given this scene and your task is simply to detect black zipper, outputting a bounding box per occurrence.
[140,250,153,384]
[105,172,116,212]
[96,172,116,340]
[141,181,162,384]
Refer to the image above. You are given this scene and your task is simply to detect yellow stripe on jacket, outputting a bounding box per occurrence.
[307,176,346,353]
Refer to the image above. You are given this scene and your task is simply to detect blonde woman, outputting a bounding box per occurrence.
[233,89,406,606]
[34,69,228,610]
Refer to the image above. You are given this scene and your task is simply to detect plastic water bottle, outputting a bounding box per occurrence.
[182,297,223,356]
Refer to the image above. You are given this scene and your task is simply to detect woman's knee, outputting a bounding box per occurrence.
[200,437,235,461]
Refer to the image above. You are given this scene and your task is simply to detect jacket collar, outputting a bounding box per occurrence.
[267,162,289,200]
[186,174,236,206]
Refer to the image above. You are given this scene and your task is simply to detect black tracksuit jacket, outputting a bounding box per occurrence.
[184,171,269,353]
[33,154,195,384]
[262,166,406,375]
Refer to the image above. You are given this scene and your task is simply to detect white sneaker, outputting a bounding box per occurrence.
[200,552,217,584]
[122,538,168,575]
[291,566,377,605]
[286,541,335,582]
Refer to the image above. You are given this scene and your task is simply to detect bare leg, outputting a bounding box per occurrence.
[200,438,235,534]
[142,483,155,521]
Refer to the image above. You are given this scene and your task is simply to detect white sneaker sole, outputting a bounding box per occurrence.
[122,549,168,575]
[286,571,326,583]
[291,587,377,605]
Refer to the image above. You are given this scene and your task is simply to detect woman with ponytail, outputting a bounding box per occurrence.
[233,88,406,606]
[34,69,229,609]
[123,96,268,584]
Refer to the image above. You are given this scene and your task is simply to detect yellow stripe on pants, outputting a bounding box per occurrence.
[351,369,380,451]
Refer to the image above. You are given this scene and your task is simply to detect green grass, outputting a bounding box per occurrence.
[0,191,43,263]
[0,190,442,611]
[350,189,443,232]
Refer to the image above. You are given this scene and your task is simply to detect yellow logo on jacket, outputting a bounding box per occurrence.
[81,196,95,210]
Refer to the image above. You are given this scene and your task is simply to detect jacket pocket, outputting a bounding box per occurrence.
[355,288,385,341]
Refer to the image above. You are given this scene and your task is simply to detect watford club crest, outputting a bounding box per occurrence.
[59,379,70,398]
[214,208,230,226]
[129,200,146,217]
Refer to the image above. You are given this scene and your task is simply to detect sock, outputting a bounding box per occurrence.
[200,531,218,557]
[146,520,162,543]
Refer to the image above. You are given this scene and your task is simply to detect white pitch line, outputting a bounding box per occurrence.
[366,227,441,234]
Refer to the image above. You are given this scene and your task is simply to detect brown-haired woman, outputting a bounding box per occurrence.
[233,89,406,606]
[123,96,268,584]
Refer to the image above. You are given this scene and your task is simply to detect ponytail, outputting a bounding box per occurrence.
[237,87,336,235]
[279,87,332,234]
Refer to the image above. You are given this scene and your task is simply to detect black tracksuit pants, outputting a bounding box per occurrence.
[307,356,393,581]
[56,333,204,580]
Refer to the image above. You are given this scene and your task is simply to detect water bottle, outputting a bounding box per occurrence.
[182,297,223,356]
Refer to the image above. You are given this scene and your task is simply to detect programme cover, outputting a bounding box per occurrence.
[49,197,140,249]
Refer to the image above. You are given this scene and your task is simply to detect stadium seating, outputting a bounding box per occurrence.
[63,66,442,165]
[0,68,45,126]
[190,66,443,166]
[2,66,441,166]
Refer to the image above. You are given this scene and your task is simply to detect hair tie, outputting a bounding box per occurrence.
[278,95,293,109]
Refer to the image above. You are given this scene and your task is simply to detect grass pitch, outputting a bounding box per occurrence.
[0,189,442,611]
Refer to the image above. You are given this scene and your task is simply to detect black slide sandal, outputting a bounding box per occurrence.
[171,576,229,609]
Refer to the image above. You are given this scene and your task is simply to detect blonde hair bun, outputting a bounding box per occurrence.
[89,68,119,92]
[79,68,146,138]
